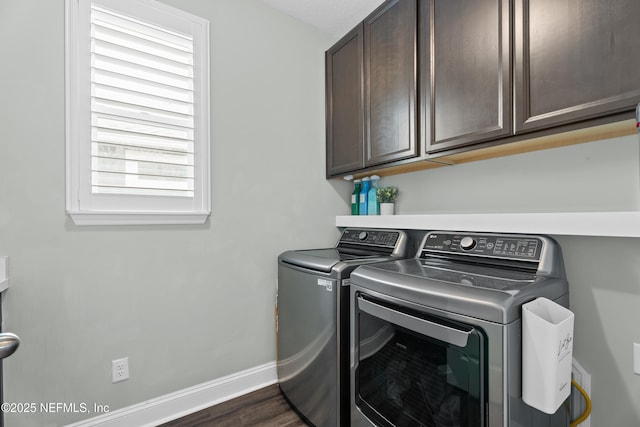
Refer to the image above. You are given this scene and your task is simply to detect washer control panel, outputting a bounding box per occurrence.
[421,232,543,261]
[340,229,400,248]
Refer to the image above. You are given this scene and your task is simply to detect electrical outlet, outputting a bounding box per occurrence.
[634,343,640,375]
[112,357,129,383]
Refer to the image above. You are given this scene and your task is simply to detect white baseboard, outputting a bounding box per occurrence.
[65,361,278,427]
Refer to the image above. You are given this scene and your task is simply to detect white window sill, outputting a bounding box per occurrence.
[336,211,640,238]
[68,211,210,226]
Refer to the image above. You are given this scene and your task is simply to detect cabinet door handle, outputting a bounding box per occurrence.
[0,333,20,360]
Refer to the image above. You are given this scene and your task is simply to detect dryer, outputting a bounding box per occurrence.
[349,231,571,427]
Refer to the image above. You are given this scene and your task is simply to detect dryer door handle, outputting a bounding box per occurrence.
[0,333,20,360]
[357,296,471,348]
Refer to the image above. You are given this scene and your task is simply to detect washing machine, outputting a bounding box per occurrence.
[277,228,412,427]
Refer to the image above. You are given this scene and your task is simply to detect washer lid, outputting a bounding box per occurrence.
[278,229,411,274]
[279,248,395,274]
[350,259,569,324]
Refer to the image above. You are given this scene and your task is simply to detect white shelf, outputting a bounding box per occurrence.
[336,211,640,237]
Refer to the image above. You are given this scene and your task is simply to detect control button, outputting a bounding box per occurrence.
[358,231,368,241]
[460,236,477,250]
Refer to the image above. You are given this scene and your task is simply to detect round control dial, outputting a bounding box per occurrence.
[460,236,477,250]
[358,231,368,241]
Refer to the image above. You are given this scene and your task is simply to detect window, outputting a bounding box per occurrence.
[66,0,210,225]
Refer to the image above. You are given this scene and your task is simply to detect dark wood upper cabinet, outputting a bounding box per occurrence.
[364,0,418,167]
[515,0,640,132]
[422,0,512,154]
[326,25,364,177]
[326,0,640,178]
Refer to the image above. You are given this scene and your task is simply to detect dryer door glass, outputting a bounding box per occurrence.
[354,294,486,427]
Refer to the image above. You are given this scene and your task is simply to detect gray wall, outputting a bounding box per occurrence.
[2,0,639,426]
[381,135,640,426]
[0,1,349,426]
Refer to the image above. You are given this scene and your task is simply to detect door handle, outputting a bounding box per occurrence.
[0,333,20,360]
[357,296,471,347]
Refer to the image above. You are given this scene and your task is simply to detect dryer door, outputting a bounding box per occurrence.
[353,293,486,427]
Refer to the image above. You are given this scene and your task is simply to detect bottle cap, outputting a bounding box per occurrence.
[362,176,370,181]
[370,175,380,180]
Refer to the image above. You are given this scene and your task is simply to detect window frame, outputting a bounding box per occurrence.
[65,0,210,226]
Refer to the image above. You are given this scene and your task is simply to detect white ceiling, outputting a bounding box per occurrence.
[260,0,385,37]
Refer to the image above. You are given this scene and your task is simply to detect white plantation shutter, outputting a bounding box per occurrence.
[66,0,210,224]
[90,4,195,198]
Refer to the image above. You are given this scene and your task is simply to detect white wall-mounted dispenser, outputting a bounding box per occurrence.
[522,297,575,414]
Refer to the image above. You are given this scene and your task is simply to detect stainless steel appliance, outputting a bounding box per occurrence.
[350,231,570,427]
[277,228,411,427]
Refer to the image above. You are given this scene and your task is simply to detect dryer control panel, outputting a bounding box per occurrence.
[421,232,543,262]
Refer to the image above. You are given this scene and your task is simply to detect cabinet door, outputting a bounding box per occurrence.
[364,0,418,167]
[326,25,364,177]
[515,0,640,132]
[422,0,512,154]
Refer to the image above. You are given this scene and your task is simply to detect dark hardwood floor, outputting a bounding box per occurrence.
[159,384,308,427]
